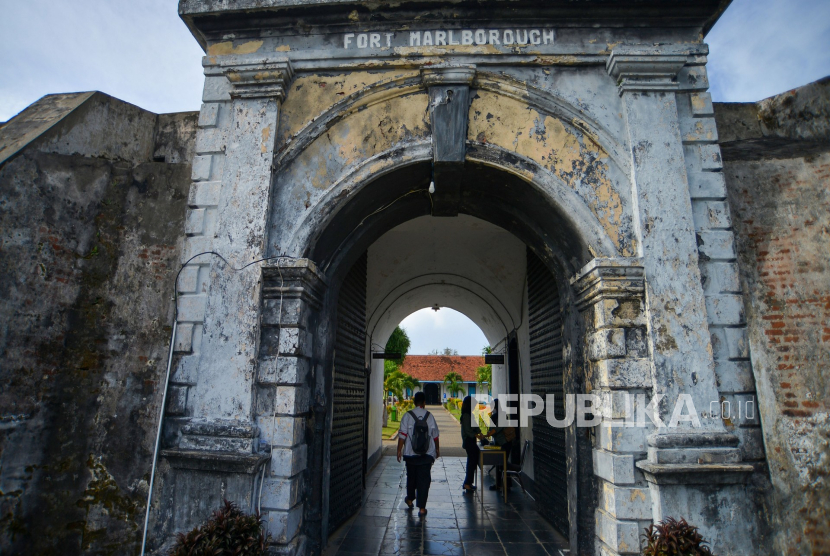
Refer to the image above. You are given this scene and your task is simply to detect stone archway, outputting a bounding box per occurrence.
[283,147,629,554]
[159,7,765,554]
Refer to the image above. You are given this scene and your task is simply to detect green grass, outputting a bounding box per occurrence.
[447,407,462,422]
[382,419,400,440]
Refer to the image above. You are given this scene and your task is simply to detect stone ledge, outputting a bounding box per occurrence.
[421,65,476,87]
[181,418,257,438]
[262,258,327,312]
[162,448,269,474]
[571,257,644,311]
[636,460,753,485]
[647,431,739,449]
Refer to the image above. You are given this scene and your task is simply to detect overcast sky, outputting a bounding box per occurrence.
[2,0,828,354]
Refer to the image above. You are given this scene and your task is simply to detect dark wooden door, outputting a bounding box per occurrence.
[328,253,368,533]
[527,248,569,537]
[424,383,440,405]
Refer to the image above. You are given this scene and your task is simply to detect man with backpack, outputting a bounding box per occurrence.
[396,391,440,516]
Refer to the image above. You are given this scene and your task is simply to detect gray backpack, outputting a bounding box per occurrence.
[408,410,431,455]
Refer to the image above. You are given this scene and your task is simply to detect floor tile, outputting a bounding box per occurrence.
[421,517,456,528]
[490,519,530,532]
[461,541,506,556]
[351,516,392,528]
[383,527,423,541]
[502,543,550,556]
[378,538,422,555]
[496,529,539,543]
[423,540,464,555]
[338,534,384,551]
[345,526,388,540]
[454,519,492,530]
[361,507,394,517]
[425,528,462,542]
[459,528,500,542]
[530,529,568,544]
[542,542,570,555]
[324,457,567,556]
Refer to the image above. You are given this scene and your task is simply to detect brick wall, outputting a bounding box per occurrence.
[724,151,830,554]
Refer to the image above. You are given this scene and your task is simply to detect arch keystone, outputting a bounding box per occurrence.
[421,65,477,216]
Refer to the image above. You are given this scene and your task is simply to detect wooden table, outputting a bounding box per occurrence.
[479,448,507,505]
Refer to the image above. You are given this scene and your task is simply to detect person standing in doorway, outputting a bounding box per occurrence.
[460,396,483,493]
[397,391,440,516]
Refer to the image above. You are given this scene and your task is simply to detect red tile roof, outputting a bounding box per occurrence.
[399,355,484,382]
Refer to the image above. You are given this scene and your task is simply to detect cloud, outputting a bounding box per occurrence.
[2,0,828,121]
[0,0,204,121]
[399,308,488,356]
[706,0,830,102]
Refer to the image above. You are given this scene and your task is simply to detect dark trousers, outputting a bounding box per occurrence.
[405,456,434,509]
[463,441,480,486]
[495,441,513,487]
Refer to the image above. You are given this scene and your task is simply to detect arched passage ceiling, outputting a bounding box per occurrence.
[367,215,526,350]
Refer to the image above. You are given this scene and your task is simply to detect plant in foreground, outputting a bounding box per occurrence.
[642,517,714,556]
[170,499,271,556]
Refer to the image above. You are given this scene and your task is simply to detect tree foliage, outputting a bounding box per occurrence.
[443,371,465,398]
[429,347,458,356]
[384,326,411,369]
[476,366,492,393]
[384,370,421,400]
[382,327,416,400]
[477,345,493,394]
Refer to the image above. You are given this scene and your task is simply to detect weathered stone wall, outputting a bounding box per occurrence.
[716,77,830,555]
[0,94,196,555]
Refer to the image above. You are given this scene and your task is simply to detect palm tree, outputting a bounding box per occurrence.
[444,371,465,399]
[477,345,493,396]
[476,365,491,396]
[399,374,420,398]
[384,370,406,401]
[385,370,420,401]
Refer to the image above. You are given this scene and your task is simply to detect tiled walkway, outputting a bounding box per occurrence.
[324,456,570,556]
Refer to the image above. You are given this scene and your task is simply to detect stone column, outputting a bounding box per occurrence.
[606,46,754,554]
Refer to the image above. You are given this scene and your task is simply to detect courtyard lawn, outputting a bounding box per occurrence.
[447,406,462,422]
[382,419,400,439]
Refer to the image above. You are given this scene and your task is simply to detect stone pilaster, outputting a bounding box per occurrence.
[607,46,756,554]
[256,259,326,553]
[607,45,723,433]
[159,54,296,547]
[572,258,654,556]
[171,53,293,429]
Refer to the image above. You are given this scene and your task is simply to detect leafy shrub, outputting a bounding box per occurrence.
[642,517,713,556]
[170,499,271,556]
[397,399,414,413]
